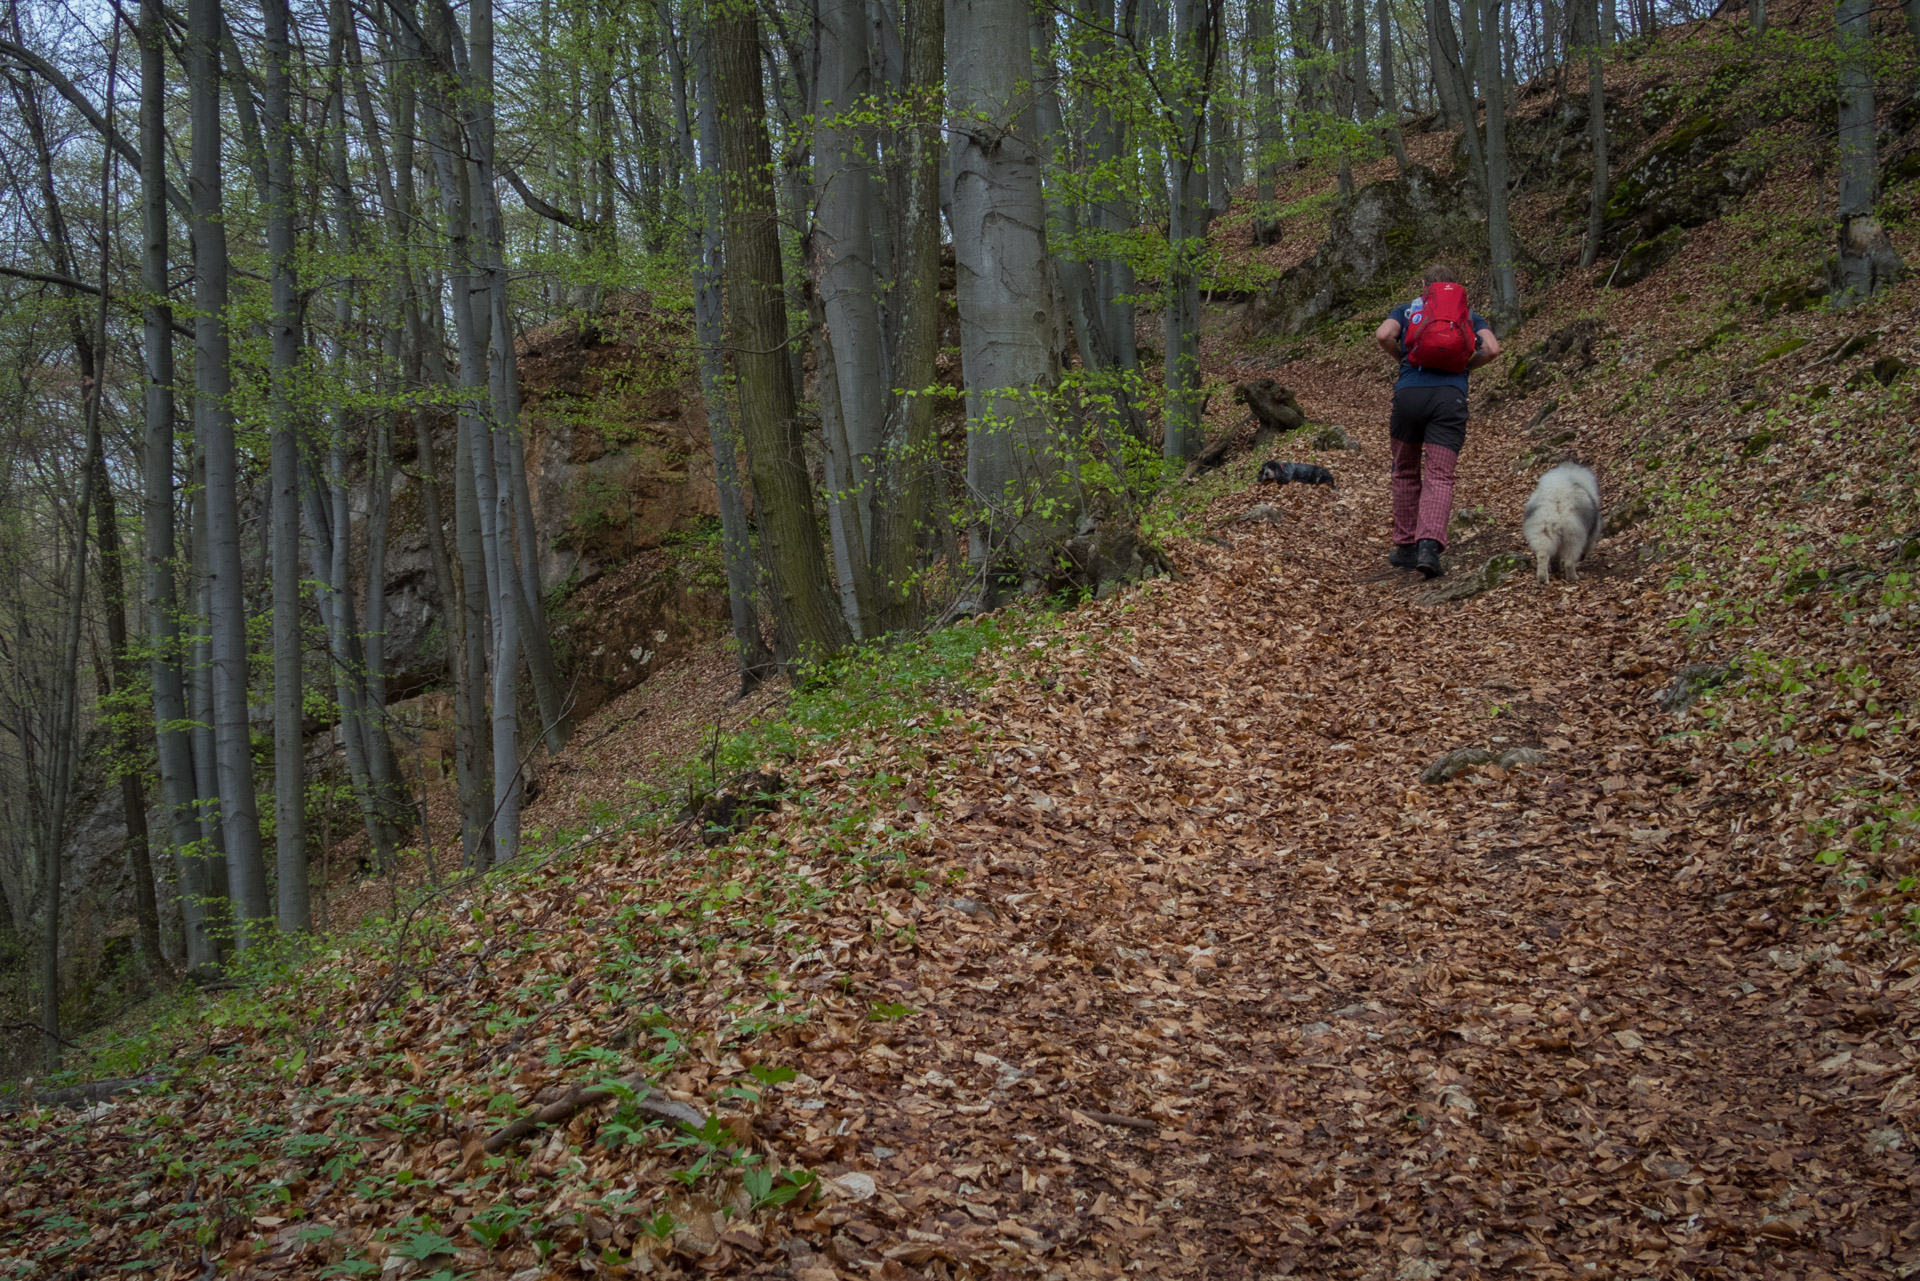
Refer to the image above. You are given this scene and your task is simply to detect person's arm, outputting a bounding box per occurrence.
[1467,326,1501,370]
[1374,318,1403,362]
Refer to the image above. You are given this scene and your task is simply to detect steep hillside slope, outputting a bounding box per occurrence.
[6,298,1915,1277]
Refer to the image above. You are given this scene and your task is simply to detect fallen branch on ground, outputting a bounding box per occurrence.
[483,1073,705,1154]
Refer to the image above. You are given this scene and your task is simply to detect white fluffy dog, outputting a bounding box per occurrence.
[1522,462,1602,584]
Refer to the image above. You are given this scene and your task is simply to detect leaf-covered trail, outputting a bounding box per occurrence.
[813,365,1918,1278]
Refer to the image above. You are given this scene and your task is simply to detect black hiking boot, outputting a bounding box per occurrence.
[1415,539,1445,579]
[1388,544,1418,570]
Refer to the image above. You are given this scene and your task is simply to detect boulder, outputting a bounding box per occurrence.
[1421,748,1496,784]
[1235,503,1287,527]
[1602,226,1687,289]
[1033,515,1174,601]
[1310,423,1359,451]
[1249,166,1483,336]
[1419,552,1530,604]
[1603,112,1762,250]
[1657,662,1736,716]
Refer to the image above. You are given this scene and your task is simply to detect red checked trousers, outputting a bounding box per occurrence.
[1389,437,1460,548]
[1387,383,1469,548]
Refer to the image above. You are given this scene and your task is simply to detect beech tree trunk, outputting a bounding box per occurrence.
[1379,0,1409,170]
[90,377,161,974]
[140,0,213,973]
[1249,0,1281,242]
[1480,0,1520,326]
[263,0,308,932]
[1579,0,1608,269]
[188,0,270,947]
[469,0,569,760]
[813,0,887,635]
[667,13,774,686]
[872,0,946,632]
[14,24,165,975]
[1428,0,1487,192]
[1082,0,1140,377]
[471,0,526,861]
[713,2,850,665]
[1032,11,1112,383]
[1162,0,1214,462]
[949,0,1070,599]
[1831,0,1905,306]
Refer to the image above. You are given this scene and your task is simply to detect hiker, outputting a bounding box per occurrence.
[1374,265,1501,578]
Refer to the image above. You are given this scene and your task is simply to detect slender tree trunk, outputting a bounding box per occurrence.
[405,0,491,865]
[1032,10,1112,378]
[42,371,97,1070]
[187,475,233,948]
[1249,0,1281,243]
[813,0,887,635]
[40,241,114,1070]
[342,9,418,845]
[1427,0,1481,186]
[422,1,499,865]
[87,394,161,979]
[466,0,569,759]
[189,0,270,947]
[140,0,212,973]
[469,0,526,860]
[263,0,309,932]
[91,437,162,975]
[1379,0,1409,170]
[1480,0,1519,326]
[713,1,851,665]
[1329,0,1354,195]
[667,13,774,686]
[1083,0,1139,379]
[1351,0,1371,118]
[1831,0,1906,306]
[15,17,165,975]
[1163,0,1213,463]
[1579,0,1608,269]
[872,0,945,632]
[1207,40,1232,214]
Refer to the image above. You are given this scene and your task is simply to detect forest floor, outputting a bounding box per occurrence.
[7,279,1917,1278]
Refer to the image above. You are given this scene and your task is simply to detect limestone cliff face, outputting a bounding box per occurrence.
[1251,165,1485,336]
[17,309,731,1044]
[361,307,729,708]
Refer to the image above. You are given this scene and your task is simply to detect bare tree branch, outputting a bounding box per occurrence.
[0,263,195,336]
[0,37,190,215]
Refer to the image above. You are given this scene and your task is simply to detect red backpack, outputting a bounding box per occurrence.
[1403,282,1476,373]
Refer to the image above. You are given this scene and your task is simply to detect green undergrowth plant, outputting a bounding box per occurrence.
[31,600,1080,1082]
[634,603,1069,814]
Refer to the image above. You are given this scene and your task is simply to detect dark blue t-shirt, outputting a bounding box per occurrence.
[1388,299,1491,393]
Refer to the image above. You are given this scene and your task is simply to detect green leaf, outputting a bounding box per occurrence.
[317,1262,377,1279]
[466,1206,531,1249]
[391,1231,457,1261]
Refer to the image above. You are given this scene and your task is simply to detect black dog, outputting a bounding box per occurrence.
[1258,460,1337,489]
